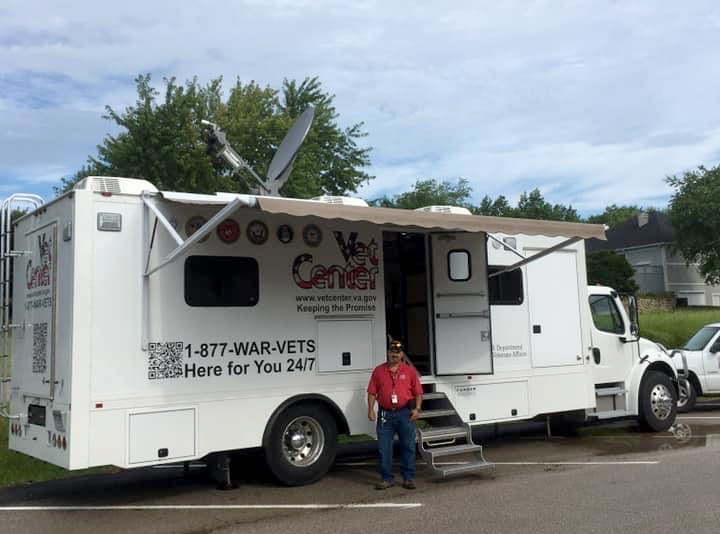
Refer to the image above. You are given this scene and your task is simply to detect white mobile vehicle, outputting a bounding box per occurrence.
[0,116,683,486]
[673,323,720,411]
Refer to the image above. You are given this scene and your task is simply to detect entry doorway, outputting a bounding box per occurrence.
[382,232,432,375]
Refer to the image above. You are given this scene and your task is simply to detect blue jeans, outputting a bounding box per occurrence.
[376,407,417,482]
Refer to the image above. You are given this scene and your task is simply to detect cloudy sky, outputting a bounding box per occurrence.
[2,1,720,216]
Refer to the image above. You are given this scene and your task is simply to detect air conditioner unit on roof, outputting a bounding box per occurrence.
[415,205,472,215]
[73,176,158,195]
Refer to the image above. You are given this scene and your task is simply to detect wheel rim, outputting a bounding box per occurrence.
[281,416,325,467]
[650,383,674,420]
[677,381,691,408]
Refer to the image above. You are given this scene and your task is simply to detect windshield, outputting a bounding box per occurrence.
[683,326,720,351]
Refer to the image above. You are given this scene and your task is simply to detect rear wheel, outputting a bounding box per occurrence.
[638,370,677,432]
[264,403,337,486]
[677,378,697,413]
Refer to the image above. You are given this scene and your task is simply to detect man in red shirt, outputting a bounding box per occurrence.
[367,340,423,489]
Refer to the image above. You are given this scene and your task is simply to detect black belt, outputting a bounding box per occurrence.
[380,404,408,412]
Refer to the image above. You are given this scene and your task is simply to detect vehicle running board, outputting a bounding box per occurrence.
[590,409,633,419]
[417,391,495,478]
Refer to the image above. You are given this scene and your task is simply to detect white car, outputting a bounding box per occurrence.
[674,323,720,412]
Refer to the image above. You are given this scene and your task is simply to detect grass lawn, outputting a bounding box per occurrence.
[0,415,67,487]
[639,308,720,348]
[0,415,119,487]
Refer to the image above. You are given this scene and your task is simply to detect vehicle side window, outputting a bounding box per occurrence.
[488,266,524,305]
[589,295,625,334]
[185,256,259,307]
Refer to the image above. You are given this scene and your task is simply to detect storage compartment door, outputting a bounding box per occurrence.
[17,223,58,398]
[128,408,196,464]
[526,249,583,367]
[317,319,374,372]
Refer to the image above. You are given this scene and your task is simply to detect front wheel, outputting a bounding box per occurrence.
[638,370,677,432]
[264,403,337,486]
[677,378,697,413]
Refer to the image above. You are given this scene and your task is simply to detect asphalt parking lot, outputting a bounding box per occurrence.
[2,402,720,534]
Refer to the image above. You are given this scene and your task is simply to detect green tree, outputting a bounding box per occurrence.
[59,75,372,198]
[586,204,643,227]
[370,178,474,209]
[475,195,513,217]
[667,164,720,284]
[586,251,639,293]
[514,189,580,222]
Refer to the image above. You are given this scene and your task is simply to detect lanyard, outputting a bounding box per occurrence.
[387,364,401,388]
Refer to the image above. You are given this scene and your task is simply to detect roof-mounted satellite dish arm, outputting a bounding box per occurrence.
[201,107,315,197]
[201,120,270,194]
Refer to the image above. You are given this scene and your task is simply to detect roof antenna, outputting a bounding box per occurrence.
[202,107,315,196]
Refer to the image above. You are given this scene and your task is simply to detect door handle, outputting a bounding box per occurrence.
[592,347,601,364]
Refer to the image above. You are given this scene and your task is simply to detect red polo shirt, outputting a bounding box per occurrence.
[367,362,422,410]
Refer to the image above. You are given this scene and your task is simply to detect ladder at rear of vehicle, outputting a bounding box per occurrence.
[0,194,44,403]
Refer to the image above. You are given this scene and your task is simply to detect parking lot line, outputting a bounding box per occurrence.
[676,416,720,419]
[336,460,659,466]
[0,503,423,511]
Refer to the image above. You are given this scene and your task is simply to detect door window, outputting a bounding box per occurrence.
[448,250,471,281]
[589,295,625,334]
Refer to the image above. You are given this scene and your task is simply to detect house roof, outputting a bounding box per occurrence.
[586,212,674,252]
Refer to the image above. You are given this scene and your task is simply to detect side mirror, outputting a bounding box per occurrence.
[710,342,720,354]
[630,322,639,337]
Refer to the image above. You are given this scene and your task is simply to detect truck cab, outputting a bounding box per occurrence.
[674,323,720,411]
[586,286,680,430]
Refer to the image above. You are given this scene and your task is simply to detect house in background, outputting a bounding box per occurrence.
[586,212,720,307]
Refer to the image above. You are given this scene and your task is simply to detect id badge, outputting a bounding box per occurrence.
[391,393,398,405]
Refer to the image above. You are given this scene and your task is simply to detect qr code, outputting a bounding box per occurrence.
[32,323,48,373]
[148,342,184,379]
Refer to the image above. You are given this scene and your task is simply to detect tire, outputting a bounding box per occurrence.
[677,378,697,413]
[264,403,337,486]
[638,370,677,432]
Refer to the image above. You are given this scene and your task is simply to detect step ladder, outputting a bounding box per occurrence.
[0,194,44,404]
[590,384,632,419]
[416,391,495,477]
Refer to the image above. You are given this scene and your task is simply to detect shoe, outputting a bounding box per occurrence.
[402,480,416,489]
[375,480,393,490]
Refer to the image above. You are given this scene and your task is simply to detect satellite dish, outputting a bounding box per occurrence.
[202,106,315,197]
[266,107,315,190]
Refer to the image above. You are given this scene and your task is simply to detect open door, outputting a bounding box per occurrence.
[431,233,492,375]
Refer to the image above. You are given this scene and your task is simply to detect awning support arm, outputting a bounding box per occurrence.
[488,237,582,278]
[486,233,526,261]
[142,195,184,246]
[143,195,254,277]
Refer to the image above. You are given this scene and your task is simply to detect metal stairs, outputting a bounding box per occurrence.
[590,383,632,419]
[416,390,495,477]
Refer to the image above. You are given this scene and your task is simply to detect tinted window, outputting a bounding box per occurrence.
[488,266,523,305]
[185,256,258,307]
[589,295,625,334]
[683,326,720,351]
